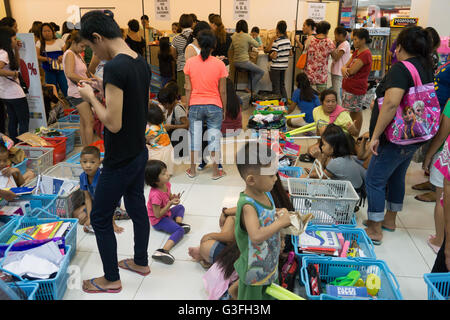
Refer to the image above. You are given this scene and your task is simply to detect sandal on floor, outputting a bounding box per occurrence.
[82,278,122,294]
[414,192,436,203]
[185,169,197,178]
[118,259,151,276]
[362,219,395,232]
[412,181,432,191]
[427,235,441,254]
[212,170,227,180]
[299,153,315,163]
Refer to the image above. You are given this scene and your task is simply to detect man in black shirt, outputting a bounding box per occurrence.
[79,10,151,293]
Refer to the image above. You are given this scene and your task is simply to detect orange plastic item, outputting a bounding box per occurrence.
[42,137,67,164]
[90,140,105,153]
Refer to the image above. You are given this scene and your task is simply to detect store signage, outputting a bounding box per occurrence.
[391,17,419,27]
[234,0,249,21]
[308,2,326,23]
[17,33,47,130]
[364,27,390,36]
[155,0,170,21]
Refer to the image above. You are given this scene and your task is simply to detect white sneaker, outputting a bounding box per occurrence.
[152,249,175,265]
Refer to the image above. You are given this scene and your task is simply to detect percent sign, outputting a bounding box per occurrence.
[27,62,37,75]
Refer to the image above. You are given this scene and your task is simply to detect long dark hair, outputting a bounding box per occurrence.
[0,27,18,70]
[188,20,211,45]
[271,173,294,211]
[319,124,355,158]
[396,26,433,68]
[198,30,216,61]
[214,242,240,280]
[66,30,83,49]
[226,78,241,120]
[296,72,317,102]
[62,22,71,36]
[158,37,172,62]
[212,15,227,45]
[39,23,56,55]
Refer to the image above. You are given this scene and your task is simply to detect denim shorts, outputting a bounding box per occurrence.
[66,96,84,108]
[188,105,223,152]
[208,240,226,264]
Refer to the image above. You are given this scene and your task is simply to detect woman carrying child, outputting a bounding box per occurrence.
[146,160,191,264]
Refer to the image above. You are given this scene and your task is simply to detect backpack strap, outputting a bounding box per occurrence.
[401,60,423,86]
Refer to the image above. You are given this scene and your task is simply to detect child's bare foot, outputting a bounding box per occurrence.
[114,224,124,234]
[83,224,94,233]
[188,246,202,261]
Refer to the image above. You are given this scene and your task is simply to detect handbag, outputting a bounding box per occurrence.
[44,51,63,71]
[377,61,440,145]
[296,52,307,69]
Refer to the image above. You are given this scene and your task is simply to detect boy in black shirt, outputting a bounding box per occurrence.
[78,10,151,293]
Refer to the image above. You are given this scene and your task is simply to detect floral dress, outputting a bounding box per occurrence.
[305,37,336,85]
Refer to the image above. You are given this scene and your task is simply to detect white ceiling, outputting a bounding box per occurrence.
[357,0,411,8]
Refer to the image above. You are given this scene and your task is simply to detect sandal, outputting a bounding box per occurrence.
[299,153,315,163]
[362,219,395,232]
[185,168,197,178]
[212,170,227,180]
[414,192,436,203]
[427,235,441,254]
[412,181,432,191]
[118,259,151,276]
[82,278,122,294]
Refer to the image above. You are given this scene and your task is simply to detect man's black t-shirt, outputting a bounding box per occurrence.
[369,57,434,144]
[102,54,151,169]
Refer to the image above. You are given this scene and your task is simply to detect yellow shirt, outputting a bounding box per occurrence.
[313,106,353,134]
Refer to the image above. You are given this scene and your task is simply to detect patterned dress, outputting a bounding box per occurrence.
[305,37,336,85]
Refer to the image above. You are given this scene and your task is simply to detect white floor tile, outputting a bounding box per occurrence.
[397,195,435,230]
[134,260,208,300]
[396,276,428,300]
[406,228,439,270]
[63,251,145,300]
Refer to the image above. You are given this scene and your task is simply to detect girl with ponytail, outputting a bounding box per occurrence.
[183,29,228,180]
[211,16,232,66]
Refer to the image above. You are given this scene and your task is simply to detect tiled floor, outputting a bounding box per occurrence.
[63,108,438,300]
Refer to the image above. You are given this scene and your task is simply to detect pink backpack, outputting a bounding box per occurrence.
[378,61,440,145]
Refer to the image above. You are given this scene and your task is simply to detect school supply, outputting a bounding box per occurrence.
[265,283,305,300]
[9,187,35,196]
[298,230,342,250]
[279,252,299,291]
[281,211,314,236]
[377,61,440,145]
[330,270,361,286]
[366,273,381,296]
[326,285,370,299]
[307,264,322,296]
[6,221,70,244]
[0,173,17,189]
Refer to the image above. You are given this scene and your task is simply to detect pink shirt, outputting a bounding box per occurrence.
[62,49,88,98]
[203,262,239,300]
[183,55,228,108]
[331,41,351,76]
[147,182,172,226]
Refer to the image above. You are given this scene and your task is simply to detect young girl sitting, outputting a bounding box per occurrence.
[146,160,191,265]
[305,124,366,197]
[300,89,358,163]
[146,103,175,175]
[0,143,35,187]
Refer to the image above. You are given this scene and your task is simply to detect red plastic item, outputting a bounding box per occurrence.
[63,108,77,116]
[42,137,67,164]
[90,140,105,153]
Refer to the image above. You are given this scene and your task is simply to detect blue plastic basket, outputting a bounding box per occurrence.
[7,282,39,300]
[66,151,105,164]
[55,129,76,155]
[292,225,376,260]
[1,194,59,219]
[423,273,450,300]
[0,217,22,244]
[57,115,80,123]
[279,166,303,178]
[13,158,28,175]
[300,257,403,300]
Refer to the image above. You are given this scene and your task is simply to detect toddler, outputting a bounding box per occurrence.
[146,160,191,265]
[74,146,124,234]
[0,143,35,187]
[234,142,291,300]
[251,27,262,47]
[146,103,175,175]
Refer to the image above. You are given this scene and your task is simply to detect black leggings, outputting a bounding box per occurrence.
[2,97,29,142]
[432,236,449,273]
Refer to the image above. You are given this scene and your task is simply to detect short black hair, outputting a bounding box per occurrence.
[81,146,101,159]
[158,87,177,105]
[164,80,180,100]
[304,19,316,30]
[335,26,347,37]
[179,14,193,29]
[425,27,441,50]
[251,26,259,34]
[276,21,287,36]
[141,15,149,21]
[352,28,372,44]
[316,21,331,35]
[208,13,219,23]
[0,17,16,28]
[236,142,276,180]
[145,160,167,188]
[80,10,122,42]
[319,124,354,158]
[190,14,198,23]
[128,19,140,33]
[236,20,248,33]
[147,103,165,125]
[50,22,60,32]
[320,88,337,103]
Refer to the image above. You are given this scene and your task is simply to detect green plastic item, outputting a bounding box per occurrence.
[330,270,361,287]
[266,283,305,300]
[253,110,285,115]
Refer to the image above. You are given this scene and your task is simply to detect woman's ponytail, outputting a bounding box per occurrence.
[397,26,433,68]
[198,30,216,61]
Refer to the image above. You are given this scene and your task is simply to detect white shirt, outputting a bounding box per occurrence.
[35,39,65,52]
[0,49,25,99]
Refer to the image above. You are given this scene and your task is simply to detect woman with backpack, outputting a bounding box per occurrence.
[365,26,438,245]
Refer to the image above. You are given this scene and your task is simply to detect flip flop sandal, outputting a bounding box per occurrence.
[412,182,432,191]
[362,220,395,232]
[212,170,226,180]
[414,194,435,203]
[82,278,122,294]
[185,169,197,178]
[119,259,151,276]
[427,235,441,254]
[299,153,315,163]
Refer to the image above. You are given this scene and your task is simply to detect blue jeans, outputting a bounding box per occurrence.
[366,142,421,222]
[45,70,68,97]
[234,61,265,93]
[90,149,149,282]
[2,98,29,142]
[188,105,223,152]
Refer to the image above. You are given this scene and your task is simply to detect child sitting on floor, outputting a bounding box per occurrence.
[73,146,124,234]
[146,103,175,175]
[146,160,191,265]
[234,141,292,300]
[0,143,35,187]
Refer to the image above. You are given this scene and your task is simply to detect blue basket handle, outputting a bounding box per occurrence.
[29,207,59,219]
[0,236,30,282]
[388,269,401,292]
[300,265,308,285]
[291,235,297,249]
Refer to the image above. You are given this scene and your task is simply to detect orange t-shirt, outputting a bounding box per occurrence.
[183,55,228,108]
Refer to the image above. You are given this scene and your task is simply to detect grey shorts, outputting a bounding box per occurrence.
[66,96,84,108]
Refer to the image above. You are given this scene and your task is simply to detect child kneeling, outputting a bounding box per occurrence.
[146,160,190,264]
[0,143,35,187]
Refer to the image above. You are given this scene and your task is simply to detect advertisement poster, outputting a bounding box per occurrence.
[234,0,249,21]
[17,33,47,130]
[308,3,326,23]
[155,0,170,21]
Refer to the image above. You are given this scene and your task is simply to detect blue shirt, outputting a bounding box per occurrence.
[291,88,320,123]
[79,168,101,200]
[435,61,450,111]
